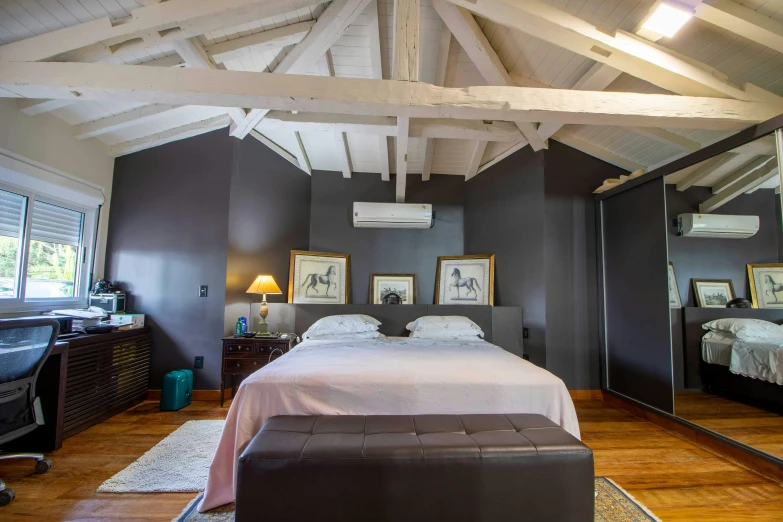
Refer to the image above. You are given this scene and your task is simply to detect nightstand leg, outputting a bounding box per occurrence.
[220,372,225,407]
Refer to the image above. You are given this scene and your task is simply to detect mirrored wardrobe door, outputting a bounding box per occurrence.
[669,128,783,461]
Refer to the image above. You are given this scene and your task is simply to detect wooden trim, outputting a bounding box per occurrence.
[568,389,604,400]
[604,392,783,486]
[146,389,233,401]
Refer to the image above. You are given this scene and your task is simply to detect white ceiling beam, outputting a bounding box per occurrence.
[16,54,185,116]
[447,0,783,108]
[432,0,538,152]
[204,21,315,64]
[423,21,452,181]
[109,115,231,156]
[700,161,779,213]
[335,132,353,178]
[466,141,488,180]
[231,0,373,138]
[1,62,778,130]
[367,0,390,181]
[675,153,736,191]
[293,131,312,175]
[552,131,643,172]
[0,0,319,64]
[171,37,246,125]
[392,0,420,82]
[246,128,302,170]
[711,156,776,194]
[259,112,521,141]
[536,63,622,141]
[629,127,701,153]
[396,116,409,202]
[478,140,528,174]
[73,104,180,140]
[17,98,74,116]
[695,0,783,53]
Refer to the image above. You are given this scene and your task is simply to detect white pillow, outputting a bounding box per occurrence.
[303,331,385,340]
[702,318,783,341]
[302,314,380,339]
[406,316,484,339]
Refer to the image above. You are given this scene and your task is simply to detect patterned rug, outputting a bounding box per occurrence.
[174,477,660,522]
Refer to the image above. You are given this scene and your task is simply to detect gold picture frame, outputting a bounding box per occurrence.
[369,273,417,304]
[747,263,783,309]
[288,250,351,304]
[435,254,495,306]
[692,279,735,308]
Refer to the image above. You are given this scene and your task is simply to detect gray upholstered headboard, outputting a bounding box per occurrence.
[293,304,524,358]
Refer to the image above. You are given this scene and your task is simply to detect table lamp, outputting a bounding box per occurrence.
[246,275,282,334]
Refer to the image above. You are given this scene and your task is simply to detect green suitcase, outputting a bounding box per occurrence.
[161,369,193,411]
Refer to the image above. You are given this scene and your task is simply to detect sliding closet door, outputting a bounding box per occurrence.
[601,178,673,413]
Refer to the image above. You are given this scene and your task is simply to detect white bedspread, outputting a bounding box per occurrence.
[729,339,783,385]
[198,337,579,511]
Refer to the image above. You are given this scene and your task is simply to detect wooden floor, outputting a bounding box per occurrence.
[3,399,783,521]
[675,391,783,461]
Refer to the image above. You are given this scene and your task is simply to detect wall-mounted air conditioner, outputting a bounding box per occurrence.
[353,202,433,229]
[677,213,759,239]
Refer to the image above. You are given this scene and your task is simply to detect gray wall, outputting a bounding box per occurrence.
[465,141,625,388]
[666,185,781,306]
[464,147,546,366]
[309,171,465,304]
[106,129,233,390]
[224,137,311,336]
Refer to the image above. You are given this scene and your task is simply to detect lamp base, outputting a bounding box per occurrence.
[258,297,269,334]
[257,322,269,334]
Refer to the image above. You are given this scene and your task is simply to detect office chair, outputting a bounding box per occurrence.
[0,318,59,507]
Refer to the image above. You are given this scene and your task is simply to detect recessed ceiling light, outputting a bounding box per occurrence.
[640,1,694,39]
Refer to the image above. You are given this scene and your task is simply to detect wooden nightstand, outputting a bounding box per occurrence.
[220,336,295,407]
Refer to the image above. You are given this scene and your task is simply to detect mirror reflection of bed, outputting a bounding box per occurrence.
[666,132,783,461]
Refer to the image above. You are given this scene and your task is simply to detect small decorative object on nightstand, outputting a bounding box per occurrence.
[246,275,282,334]
[220,336,295,407]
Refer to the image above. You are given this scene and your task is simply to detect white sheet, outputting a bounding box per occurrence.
[199,337,579,511]
[702,333,783,385]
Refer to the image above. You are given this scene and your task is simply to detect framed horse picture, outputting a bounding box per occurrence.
[288,250,351,304]
[435,255,494,306]
[748,263,783,309]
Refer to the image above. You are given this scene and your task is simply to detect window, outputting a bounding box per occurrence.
[0,184,95,310]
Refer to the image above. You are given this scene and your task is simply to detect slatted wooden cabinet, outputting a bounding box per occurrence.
[63,328,151,439]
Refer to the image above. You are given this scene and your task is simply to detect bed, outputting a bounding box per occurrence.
[198,309,578,511]
[684,308,783,412]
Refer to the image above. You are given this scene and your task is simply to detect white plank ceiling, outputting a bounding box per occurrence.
[1,0,782,183]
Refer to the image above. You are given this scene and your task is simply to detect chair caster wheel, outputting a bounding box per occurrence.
[34,459,52,474]
[0,488,15,506]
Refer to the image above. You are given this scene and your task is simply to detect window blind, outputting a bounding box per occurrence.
[30,200,84,246]
[0,189,27,238]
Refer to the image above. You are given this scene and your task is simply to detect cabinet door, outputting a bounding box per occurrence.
[601,178,673,413]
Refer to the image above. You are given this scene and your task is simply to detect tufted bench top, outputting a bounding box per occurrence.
[243,414,587,460]
[237,414,593,522]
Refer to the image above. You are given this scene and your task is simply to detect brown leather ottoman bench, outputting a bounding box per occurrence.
[236,414,593,522]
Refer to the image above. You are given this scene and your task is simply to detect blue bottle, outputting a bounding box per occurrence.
[240,316,248,334]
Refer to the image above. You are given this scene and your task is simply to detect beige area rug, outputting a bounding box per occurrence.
[174,478,661,522]
[98,420,225,492]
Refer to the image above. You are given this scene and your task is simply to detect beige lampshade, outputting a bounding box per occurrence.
[246,275,282,295]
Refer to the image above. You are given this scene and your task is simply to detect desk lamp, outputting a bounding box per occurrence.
[246,275,282,334]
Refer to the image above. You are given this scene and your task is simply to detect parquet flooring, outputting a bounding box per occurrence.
[1,399,783,521]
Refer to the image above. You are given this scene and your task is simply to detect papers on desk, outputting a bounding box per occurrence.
[49,308,107,319]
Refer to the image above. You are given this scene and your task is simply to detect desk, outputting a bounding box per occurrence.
[1,328,151,452]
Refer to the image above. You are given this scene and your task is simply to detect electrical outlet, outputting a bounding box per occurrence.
[199,285,208,297]
[522,328,529,339]
[194,356,204,369]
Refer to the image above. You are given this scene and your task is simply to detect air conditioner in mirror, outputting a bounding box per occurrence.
[678,213,759,239]
[353,202,433,229]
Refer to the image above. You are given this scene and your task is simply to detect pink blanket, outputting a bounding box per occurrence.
[199,337,579,511]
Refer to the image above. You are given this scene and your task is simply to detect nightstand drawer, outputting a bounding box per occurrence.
[224,357,269,374]
[255,342,288,356]
[224,343,254,356]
